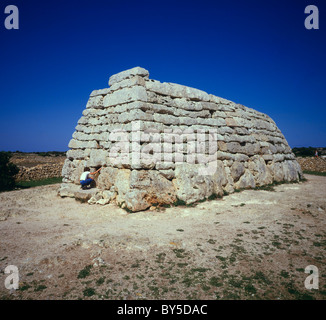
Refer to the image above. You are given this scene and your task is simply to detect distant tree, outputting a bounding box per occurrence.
[292,147,315,157]
[0,151,19,191]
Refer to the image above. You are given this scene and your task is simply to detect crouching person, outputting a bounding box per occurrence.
[80,167,101,190]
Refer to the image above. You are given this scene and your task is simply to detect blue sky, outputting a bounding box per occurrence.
[0,0,325,151]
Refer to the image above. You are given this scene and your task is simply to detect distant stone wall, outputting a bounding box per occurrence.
[15,163,63,182]
[297,157,326,173]
[58,67,302,211]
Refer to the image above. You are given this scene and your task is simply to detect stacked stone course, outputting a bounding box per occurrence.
[58,67,302,211]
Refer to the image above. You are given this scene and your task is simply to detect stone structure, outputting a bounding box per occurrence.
[58,67,302,211]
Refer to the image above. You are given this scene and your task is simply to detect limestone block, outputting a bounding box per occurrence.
[114,169,131,204]
[179,116,197,126]
[173,164,215,204]
[125,170,176,210]
[223,166,235,193]
[234,127,249,135]
[155,162,175,170]
[90,88,111,97]
[109,67,149,86]
[269,162,284,182]
[226,142,241,154]
[137,121,164,132]
[103,190,116,200]
[72,131,86,141]
[262,154,274,161]
[184,86,210,101]
[209,94,232,105]
[217,141,228,152]
[124,190,151,211]
[57,183,81,198]
[231,161,245,182]
[234,153,249,162]
[110,76,146,92]
[75,124,86,132]
[86,149,109,167]
[61,159,73,179]
[282,161,299,181]
[225,118,239,127]
[67,160,86,184]
[96,198,111,205]
[197,118,226,127]
[86,96,104,109]
[235,169,256,189]
[88,191,104,205]
[213,151,235,161]
[68,139,98,150]
[153,113,179,125]
[216,126,234,135]
[88,118,101,126]
[158,169,175,180]
[212,160,228,195]
[146,80,187,98]
[200,102,220,111]
[66,149,85,160]
[234,117,252,128]
[212,110,227,118]
[103,86,147,108]
[173,98,203,111]
[77,116,89,125]
[96,166,119,190]
[243,143,260,156]
[74,189,99,203]
[145,103,176,115]
[196,140,218,155]
[118,109,153,123]
[249,156,273,186]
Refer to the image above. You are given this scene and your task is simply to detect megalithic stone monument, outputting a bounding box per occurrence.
[58,67,303,211]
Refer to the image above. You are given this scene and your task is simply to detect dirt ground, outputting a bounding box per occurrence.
[0,174,325,300]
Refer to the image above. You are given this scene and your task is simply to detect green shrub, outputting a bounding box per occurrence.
[292,147,315,157]
[0,152,19,191]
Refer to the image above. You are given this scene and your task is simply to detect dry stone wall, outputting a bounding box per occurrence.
[58,67,302,211]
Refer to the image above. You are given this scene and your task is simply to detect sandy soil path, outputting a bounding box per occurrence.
[0,175,325,300]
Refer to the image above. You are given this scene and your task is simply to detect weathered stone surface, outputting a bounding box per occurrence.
[249,156,273,186]
[88,191,103,204]
[282,160,300,181]
[235,170,256,189]
[173,162,227,204]
[87,149,109,167]
[173,164,213,204]
[61,159,85,184]
[74,189,99,203]
[109,67,149,86]
[96,166,119,190]
[125,170,176,210]
[59,66,302,211]
[146,81,186,98]
[114,169,131,204]
[110,76,146,91]
[231,161,245,182]
[58,183,81,198]
[124,190,150,212]
[86,95,103,109]
[103,86,147,107]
